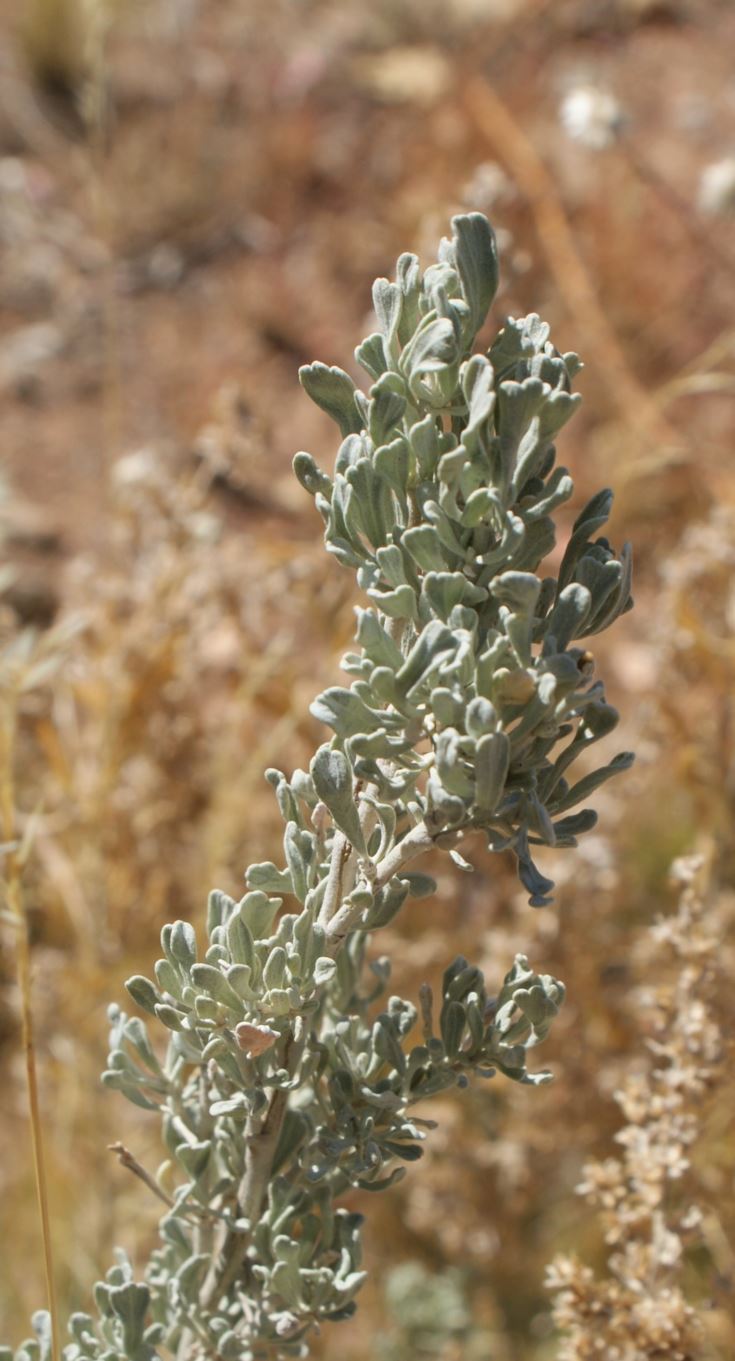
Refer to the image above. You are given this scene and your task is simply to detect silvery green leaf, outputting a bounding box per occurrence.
[434,729,474,799]
[516,839,555,907]
[461,486,496,528]
[474,732,510,815]
[402,873,437,898]
[462,353,495,445]
[367,878,410,929]
[583,542,634,634]
[450,212,499,338]
[400,316,458,400]
[168,920,197,968]
[465,696,496,737]
[372,276,401,349]
[551,809,598,845]
[415,1068,461,1097]
[489,312,549,380]
[552,751,635,813]
[526,794,556,846]
[422,571,485,622]
[101,1071,158,1109]
[558,488,614,588]
[125,975,159,1015]
[354,390,370,425]
[123,1017,160,1074]
[161,1215,191,1252]
[294,913,326,980]
[293,452,333,500]
[394,619,456,695]
[347,729,402,761]
[312,686,395,738]
[210,1093,249,1118]
[537,386,581,444]
[436,446,466,489]
[176,1255,210,1298]
[373,436,410,499]
[382,1139,423,1162]
[395,251,422,342]
[544,582,592,649]
[355,332,387,380]
[175,1141,211,1180]
[238,890,281,939]
[502,606,536,666]
[354,1167,406,1192]
[335,432,370,476]
[430,685,464,727]
[153,1003,185,1032]
[421,499,466,556]
[24,1314,51,1361]
[372,1016,406,1074]
[402,524,449,572]
[367,583,419,622]
[355,608,403,670]
[108,1282,154,1360]
[207,888,236,933]
[409,412,443,479]
[263,946,288,991]
[191,964,243,1012]
[226,963,255,1002]
[314,957,337,986]
[524,465,574,522]
[299,363,363,437]
[490,570,542,615]
[147,963,179,1007]
[272,1109,310,1175]
[226,909,255,968]
[426,769,467,828]
[440,999,466,1057]
[284,822,309,903]
[375,543,408,588]
[368,376,406,445]
[344,458,393,549]
[246,862,294,895]
[508,514,557,573]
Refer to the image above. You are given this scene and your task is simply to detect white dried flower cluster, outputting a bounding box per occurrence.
[547,856,723,1360]
[559,86,623,151]
[697,156,735,216]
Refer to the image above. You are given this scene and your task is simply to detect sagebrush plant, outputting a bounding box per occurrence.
[2,213,634,1361]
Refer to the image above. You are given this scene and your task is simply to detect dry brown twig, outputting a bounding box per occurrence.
[0,629,69,1361]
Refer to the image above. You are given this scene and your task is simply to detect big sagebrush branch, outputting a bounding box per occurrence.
[2,212,633,1361]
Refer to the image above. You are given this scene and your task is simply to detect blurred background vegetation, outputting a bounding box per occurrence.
[0,0,734,1357]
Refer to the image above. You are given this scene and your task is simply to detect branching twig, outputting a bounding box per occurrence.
[108,1142,175,1210]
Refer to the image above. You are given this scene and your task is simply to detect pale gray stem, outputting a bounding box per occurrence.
[317,830,349,929]
[199,1027,305,1313]
[325,821,436,949]
[372,822,436,890]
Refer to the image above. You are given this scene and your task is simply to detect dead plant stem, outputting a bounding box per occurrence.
[0,691,59,1361]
